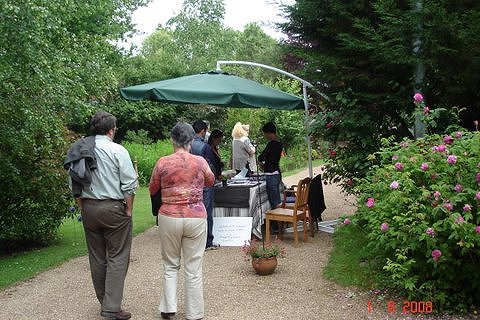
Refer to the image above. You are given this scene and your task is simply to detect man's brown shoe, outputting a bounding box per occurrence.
[100,310,132,320]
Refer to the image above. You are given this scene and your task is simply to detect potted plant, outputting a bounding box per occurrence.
[242,238,286,275]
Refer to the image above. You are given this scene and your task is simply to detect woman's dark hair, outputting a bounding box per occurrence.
[261,122,276,134]
[207,129,224,145]
[90,111,116,135]
[171,122,195,148]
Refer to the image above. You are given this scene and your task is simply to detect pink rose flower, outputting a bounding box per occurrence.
[343,218,351,225]
[413,93,423,102]
[394,162,404,171]
[463,204,472,212]
[455,131,463,139]
[447,155,457,164]
[443,202,453,211]
[437,144,447,153]
[392,155,399,161]
[454,184,463,193]
[400,141,409,148]
[420,163,429,171]
[455,216,465,224]
[477,191,480,200]
[443,135,454,145]
[476,226,480,234]
[476,172,480,183]
[380,223,389,232]
[431,249,442,261]
[433,191,441,200]
[423,106,429,115]
[390,181,399,189]
[474,120,479,126]
[366,197,375,208]
[425,228,435,236]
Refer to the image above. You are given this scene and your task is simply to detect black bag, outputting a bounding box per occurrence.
[150,190,162,217]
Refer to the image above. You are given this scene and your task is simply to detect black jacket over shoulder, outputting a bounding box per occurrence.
[63,136,97,198]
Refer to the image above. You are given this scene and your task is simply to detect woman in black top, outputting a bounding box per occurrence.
[258,122,283,233]
[207,129,224,179]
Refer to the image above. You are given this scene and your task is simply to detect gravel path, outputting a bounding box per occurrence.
[0,167,457,320]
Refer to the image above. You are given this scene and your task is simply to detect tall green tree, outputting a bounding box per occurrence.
[280,0,480,189]
[0,0,146,251]
[115,0,298,144]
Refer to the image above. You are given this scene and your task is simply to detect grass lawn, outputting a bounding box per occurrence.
[323,223,375,289]
[0,187,156,290]
[282,159,323,177]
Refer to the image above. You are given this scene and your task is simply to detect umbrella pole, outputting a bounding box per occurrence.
[303,84,313,178]
[254,151,265,247]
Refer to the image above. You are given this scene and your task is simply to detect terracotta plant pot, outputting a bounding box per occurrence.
[251,256,277,275]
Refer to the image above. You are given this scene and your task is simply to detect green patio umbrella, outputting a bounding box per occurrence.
[119,70,304,110]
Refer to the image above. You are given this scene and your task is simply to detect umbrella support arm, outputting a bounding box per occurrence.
[217,60,314,178]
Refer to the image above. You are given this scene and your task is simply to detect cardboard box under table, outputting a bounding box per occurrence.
[213,180,270,242]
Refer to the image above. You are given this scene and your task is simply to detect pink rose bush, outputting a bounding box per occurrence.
[413,92,423,102]
[443,135,454,145]
[353,130,480,310]
[366,197,375,208]
[454,184,463,193]
[431,249,442,261]
[425,228,435,236]
[389,180,399,189]
[454,216,465,224]
[447,155,457,164]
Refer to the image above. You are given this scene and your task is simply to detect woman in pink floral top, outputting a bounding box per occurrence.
[149,122,214,320]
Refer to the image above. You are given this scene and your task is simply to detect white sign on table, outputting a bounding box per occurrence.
[212,217,253,247]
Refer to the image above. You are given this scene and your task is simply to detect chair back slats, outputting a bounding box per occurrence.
[294,177,311,212]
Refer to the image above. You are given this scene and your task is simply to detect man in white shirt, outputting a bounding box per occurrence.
[73,111,137,320]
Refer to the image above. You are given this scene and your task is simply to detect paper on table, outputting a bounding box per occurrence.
[232,167,248,179]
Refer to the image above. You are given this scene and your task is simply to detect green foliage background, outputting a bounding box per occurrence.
[0,0,147,251]
[280,0,480,187]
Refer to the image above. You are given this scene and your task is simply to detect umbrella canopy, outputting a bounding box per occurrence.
[119,70,304,110]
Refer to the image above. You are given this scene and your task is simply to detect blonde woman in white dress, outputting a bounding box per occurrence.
[231,122,255,173]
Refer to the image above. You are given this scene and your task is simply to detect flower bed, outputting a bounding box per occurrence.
[349,130,479,312]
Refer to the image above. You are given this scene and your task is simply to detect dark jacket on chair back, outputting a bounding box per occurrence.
[308,174,327,221]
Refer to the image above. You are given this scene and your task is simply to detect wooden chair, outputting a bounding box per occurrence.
[280,179,316,237]
[265,177,311,247]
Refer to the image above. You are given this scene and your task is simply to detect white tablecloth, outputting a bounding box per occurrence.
[213,182,270,239]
